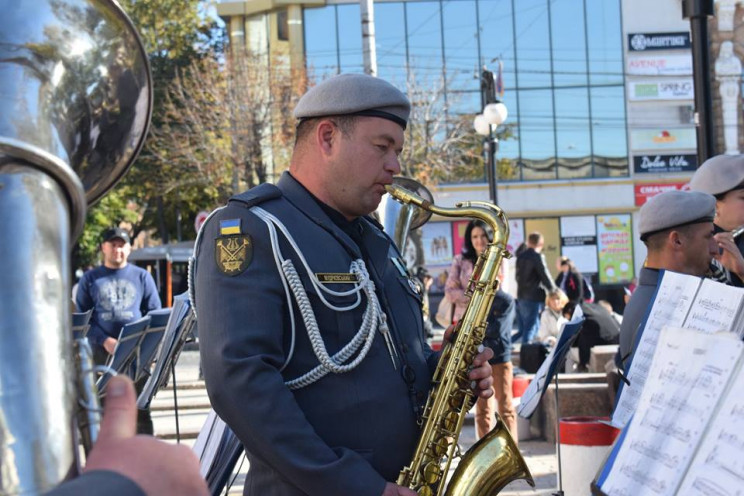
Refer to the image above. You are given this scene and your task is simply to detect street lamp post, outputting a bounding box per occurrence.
[475,66,508,204]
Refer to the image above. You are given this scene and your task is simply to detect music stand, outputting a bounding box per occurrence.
[97,315,151,393]
[71,309,93,340]
[133,308,171,383]
[517,309,585,496]
[194,409,245,496]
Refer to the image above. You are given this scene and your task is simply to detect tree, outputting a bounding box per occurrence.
[401,72,516,188]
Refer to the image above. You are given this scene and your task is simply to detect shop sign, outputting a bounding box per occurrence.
[628,79,694,100]
[633,154,698,173]
[630,128,697,151]
[560,216,598,274]
[596,215,634,285]
[628,32,691,51]
[634,182,690,206]
[627,54,692,76]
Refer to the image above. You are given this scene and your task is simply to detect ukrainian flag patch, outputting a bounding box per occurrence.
[220,219,241,235]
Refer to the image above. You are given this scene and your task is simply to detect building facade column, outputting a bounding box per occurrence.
[715,0,741,31]
[715,41,742,154]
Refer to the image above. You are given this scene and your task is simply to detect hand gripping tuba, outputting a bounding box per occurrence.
[0,1,152,493]
[386,183,534,496]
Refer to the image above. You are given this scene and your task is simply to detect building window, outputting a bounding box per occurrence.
[277,9,289,41]
[301,0,629,182]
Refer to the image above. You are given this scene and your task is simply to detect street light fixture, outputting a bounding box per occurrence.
[475,65,508,203]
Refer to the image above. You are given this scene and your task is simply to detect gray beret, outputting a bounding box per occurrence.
[689,154,744,196]
[294,73,411,129]
[639,190,715,240]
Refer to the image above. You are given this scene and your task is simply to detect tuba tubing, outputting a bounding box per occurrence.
[386,183,534,496]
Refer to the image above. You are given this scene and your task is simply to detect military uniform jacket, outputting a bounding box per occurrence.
[194,172,437,496]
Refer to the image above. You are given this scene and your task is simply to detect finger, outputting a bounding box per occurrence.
[443,325,455,343]
[96,376,137,443]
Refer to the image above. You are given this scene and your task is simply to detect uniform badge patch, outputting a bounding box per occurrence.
[215,234,253,276]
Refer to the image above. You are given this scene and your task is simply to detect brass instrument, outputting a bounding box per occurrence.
[0,0,152,493]
[385,184,534,496]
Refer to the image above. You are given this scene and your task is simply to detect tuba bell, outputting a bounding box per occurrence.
[376,176,433,264]
[0,1,152,493]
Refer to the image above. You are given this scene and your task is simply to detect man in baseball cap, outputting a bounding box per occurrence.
[76,227,161,434]
[689,154,744,285]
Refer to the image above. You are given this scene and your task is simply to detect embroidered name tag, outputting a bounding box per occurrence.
[316,273,359,283]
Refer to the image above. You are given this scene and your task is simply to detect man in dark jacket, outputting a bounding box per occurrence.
[514,232,557,344]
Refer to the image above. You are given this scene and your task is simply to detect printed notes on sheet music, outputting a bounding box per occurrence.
[677,355,744,495]
[611,271,701,429]
[684,279,744,337]
[598,327,743,496]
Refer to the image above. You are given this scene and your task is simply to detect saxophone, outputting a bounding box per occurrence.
[385,184,534,496]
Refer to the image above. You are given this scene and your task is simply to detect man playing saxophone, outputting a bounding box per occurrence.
[193,74,495,496]
[689,154,744,286]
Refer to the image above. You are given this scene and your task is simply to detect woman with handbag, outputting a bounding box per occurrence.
[444,220,517,441]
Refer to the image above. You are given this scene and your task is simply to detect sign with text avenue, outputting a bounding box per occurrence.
[633,154,697,173]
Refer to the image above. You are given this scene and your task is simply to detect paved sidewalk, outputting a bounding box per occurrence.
[154,351,560,495]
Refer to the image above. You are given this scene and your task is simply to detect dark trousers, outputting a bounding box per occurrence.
[572,327,617,368]
[93,346,154,435]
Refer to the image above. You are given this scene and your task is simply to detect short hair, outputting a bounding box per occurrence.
[294,115,358,147]
[527,232,542,246]
[545,288,569,308]
[643,223,705,251]
[562,300,577,320]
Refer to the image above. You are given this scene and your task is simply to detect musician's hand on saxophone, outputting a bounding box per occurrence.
[443,325,495,399]
[714,231,744,280]
[83,376,209,496]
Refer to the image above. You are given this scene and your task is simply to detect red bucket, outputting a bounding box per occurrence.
[559,416,620,446]
[512,376,529,398]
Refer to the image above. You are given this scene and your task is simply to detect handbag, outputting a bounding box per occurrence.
[435,294,455,328]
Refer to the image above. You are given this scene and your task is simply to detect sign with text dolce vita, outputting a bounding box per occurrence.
[627,54,692,76]
[633,154,698,173]
[628,79,694,101]
[628,32,691,51]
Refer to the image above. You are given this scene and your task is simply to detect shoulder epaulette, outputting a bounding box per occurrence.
[228,183,282,208]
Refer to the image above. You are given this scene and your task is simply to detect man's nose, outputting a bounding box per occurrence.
[387,154,401,175]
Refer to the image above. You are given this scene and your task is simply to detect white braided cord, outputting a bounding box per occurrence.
[251,207,387,390]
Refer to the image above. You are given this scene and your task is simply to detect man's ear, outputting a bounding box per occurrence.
[669,230,683,248]
[316,120,336,156]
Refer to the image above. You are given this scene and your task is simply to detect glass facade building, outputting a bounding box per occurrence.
[302,0,629,182]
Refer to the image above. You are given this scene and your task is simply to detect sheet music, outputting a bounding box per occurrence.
[611,271,701,429]
[677,360,744,495]
[599,327,743,496]
[194,409,228,478]
[517,306,584,419]
[684,278,744,336]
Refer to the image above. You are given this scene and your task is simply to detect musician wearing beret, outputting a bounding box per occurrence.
[616,190,741,369]
[193,74,495,496]
[689,154,744,286]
